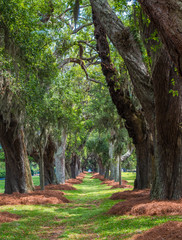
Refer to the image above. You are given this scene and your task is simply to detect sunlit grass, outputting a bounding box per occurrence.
[0,176,40,193]
[0,173,181,239]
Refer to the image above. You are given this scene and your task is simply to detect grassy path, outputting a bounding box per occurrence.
[0,173,181,239]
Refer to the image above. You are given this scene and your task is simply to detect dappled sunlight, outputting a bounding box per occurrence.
[0,173,181,239]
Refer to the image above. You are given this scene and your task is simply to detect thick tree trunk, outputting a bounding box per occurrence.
[0,117,34,194]
[92,8,151,189]
[134,139,150,189]
[65,160,71,179]
[39,147,45,190]
[119,158,122,186]
[90,0,154,127]
[138,0,182,76]
[109,141,115,180]
[91,0,182,199]
[151,48,182,199]
[114,157,120,182]
[104,164,110,179]
[70,154,77,179]
[43,136,57,185]
[98,156,105,175]
[55,128,67,183]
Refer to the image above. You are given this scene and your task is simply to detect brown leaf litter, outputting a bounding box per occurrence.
[91,173,133,189]
[108,189,182,216]
[131,221,182,240]
[0,211,20,223]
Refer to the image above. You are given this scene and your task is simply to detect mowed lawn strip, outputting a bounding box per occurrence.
[0,173,181,240]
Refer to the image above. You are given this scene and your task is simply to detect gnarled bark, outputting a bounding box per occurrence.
[92,7,151,189]
[151,47,182,199]
[0,117,34,194]
[43,135,57,185]
[138,0,182,76]
[90,0,154,128]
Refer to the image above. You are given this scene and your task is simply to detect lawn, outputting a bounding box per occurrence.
[0,173,181,239]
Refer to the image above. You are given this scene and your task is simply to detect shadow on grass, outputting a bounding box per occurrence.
[0,174,181,240]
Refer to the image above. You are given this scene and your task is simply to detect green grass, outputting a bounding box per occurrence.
[0,176,40,193]
[0,173,181,239]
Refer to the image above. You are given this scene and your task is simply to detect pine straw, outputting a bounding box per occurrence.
[66,173,86,184]
[91,174,133,189]
[101,179,133,189]
[132,221,182,240]
[35,183,76,191]
[0,212,21,223]
[91,173,105,181]
[0,190,70,205]
[108,189,182,216]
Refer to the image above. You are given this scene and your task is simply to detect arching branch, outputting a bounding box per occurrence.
[59,58,104,85]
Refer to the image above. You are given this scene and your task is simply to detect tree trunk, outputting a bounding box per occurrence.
[70,154,77,179]
[91,0,182,199]
[109,141,115,180]
[114,157,120,182]
[98,156,105,175]
[104,164,110,179]
[138,0,182,77]
[65,160,71,179]
[92,7,151,189]
[90,0,154,127]
[150,48,182,199]
[43,135,57,185]
[39,147,45,190]
[134,139,150,189]
[55,128,67,183]
[0,117,34,194]
[119,158,122,186]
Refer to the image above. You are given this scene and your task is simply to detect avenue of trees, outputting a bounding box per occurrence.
[0,0,182,200]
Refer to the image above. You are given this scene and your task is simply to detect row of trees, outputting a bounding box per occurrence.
[0,0,134,194]
[0,0,182,200]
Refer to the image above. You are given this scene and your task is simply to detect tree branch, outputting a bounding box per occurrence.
[72,22,93,34]
[59,58,104,85]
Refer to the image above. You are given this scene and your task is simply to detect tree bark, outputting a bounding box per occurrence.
[138,0,182,76]
[90,0,154,127]
[114,157,120,182]
[0,117,34,194]
[91,0,182,199]
[92,7,151,189]
[39,147,45,190]
[109,141,115,180]
[70,153,77,179]
[43,135,57,185]
[134,138,151,189]
[150,47,182,199]
[55,128,67,183]
[104,164,110,179]
[98,156,105,175]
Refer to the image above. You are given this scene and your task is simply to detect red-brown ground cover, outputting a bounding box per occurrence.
[35,183,76,191]
[66,172,86,184]
[92,173,133,189]
[101,179,133,189]
[109,189,182,216]
[132,221,182,240]
[0,190,70,205]
[0,172,87,224]
[91,173,105,181]
[0,212,21,223]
